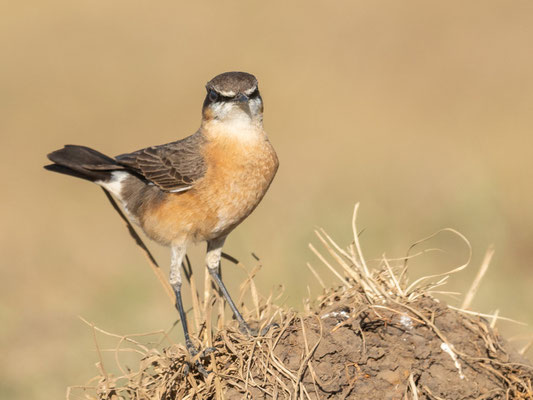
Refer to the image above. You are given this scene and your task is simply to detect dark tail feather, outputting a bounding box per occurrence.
[45,145,121,182]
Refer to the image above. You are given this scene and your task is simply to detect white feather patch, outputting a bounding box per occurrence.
[243,86,257,95]
[208,99,263,142]
[96,171,129,199]
[218,89,236,97]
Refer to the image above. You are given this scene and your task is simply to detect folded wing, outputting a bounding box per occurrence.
[115,132,207,192]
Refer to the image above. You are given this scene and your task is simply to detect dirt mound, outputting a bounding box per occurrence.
[271,294,531,399]
[71,206,533,399]
[101,292,529,400]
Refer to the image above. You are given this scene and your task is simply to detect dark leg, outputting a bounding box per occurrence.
[170,246,211,376]
[207,263,253,334]
[206,238,277,336]
[172,282,198,354]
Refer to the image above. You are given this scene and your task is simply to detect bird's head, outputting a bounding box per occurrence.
[201,72,263,129]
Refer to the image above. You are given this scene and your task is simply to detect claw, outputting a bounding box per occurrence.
[238,321,279,337]
[238,321,255,336]
[183,360,209,378]
[184,340,216,377]
[260,322,279,336]
[202,346,217,356]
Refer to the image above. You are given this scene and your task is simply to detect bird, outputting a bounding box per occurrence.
[45,71,279,369]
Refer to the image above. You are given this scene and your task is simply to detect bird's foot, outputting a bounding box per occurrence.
[183,340,217,378]
[238,321,279,337]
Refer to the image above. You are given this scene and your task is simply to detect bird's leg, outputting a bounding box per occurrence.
[206,237,256,335]
[169,245,194,351]
[170,245,211,376]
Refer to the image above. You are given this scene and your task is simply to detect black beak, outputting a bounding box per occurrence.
[235,93,249,103]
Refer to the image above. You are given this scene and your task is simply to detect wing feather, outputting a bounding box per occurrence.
[115,132,207,192]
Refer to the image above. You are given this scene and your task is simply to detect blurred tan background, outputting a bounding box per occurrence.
[2,0,533,398]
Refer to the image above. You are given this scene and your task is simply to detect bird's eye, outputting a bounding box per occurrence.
[208,90,219,102]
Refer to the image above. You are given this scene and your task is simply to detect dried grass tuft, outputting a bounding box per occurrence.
[67,203,533,400]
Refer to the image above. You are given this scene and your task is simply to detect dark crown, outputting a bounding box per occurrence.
[206,72,258,97]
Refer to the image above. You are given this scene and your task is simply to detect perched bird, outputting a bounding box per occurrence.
[45,71,279,368]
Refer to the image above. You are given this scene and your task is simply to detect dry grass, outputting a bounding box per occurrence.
[66,204,533,399]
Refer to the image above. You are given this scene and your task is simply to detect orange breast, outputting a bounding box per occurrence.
[140,134,278,245]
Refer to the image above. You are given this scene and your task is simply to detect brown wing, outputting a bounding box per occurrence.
[115,132,207,192]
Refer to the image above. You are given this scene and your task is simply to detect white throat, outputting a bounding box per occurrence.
[204,102,264,142]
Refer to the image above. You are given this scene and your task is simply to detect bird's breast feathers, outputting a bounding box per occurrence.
[139,131,278,245]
